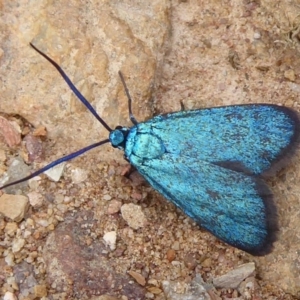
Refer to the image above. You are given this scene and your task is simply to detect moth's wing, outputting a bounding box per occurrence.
[133,153,277,255]
[139,104,300,175]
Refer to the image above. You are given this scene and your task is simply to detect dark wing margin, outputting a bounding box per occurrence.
[134,153,278,255]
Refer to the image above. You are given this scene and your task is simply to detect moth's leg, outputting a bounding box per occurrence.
[180,100,185,111]
[120,164,146,186]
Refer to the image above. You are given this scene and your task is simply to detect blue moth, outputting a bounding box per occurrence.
[1,44,300,256]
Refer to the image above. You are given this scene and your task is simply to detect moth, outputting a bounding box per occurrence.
[2,43,300,255]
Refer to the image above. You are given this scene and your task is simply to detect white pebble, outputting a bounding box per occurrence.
[4,291,17,300]
[12,238,25,253]
[71,168,88,184]
[253,32,261,39]
[36,219,49,227]
[45,162,66,182]
[5,252,14,266]
[103,194,112,201]
[27,191,43,207]
[121,203,147,230]
[103,231,117,250]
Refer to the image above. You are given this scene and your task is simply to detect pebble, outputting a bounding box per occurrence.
[284,69,296,82]
[201,257,212,268]
[36,219,49,227]
[107,200,122,214]
[172,241,180,251]
[121,203,147,230]
[147,286,162,295]
[28,176,41,189]
[1,158,31,192]
[12,238,25,253]
[0,194,29,222]
[71,167,88,184]
[128,270,146,286]
[166,249,176,262]
[5,222,18,236]
[33,125,47,136]
[3,291,17,300]
[0,116,21,147]
[44,162,66,182]
[162,274,211,300]
[5,252,14,266]
[103,194,112,201]
[213,262,255,289]
[27,191,44,207]
[183,253,198,270]
[23,134,44,163]
[238,276,258,296]
[103,231,117,251]
[34,284,47,297]
[253,32,261,39]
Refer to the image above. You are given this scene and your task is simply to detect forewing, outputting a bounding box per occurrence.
[134,153,277,255]
[139,104,300,175]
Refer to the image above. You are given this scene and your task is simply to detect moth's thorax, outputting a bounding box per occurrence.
[125,125,166,162]
[109,127,130,150]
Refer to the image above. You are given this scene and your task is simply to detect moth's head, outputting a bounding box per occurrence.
[109,126,129,149]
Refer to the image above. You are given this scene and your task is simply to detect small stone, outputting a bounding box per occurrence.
[162,274,211,300]
[45,162,66,182]
[103,194,112,201]
[107,200,122,214]
[145,292,155,299]
[5,252,14,266]
[147,287,162,294]
[28,176,41,189]
[12,238,25,253]
[284,69,296,82]
[27,191,44,207]
[22,134,44,163]
[5,222,18,236]
[0,116,21,147]
[183,253,198,270]
[166,249,176,262]
[36,219,49,227]
[121,203,147,230]
[0,194,29,222]
[103,231,117,250]
[71,168,88,184]
[3,291,17,300]
[238,276,259,296]
[213,262,255,289]
[1,158,31,192]
[33,125,47,137]
[47,224,55,231]
[7,277,18,290]
[24,230,31,238]
[171,241,180,251]
[34,284,47,297]
[131,191,143,201]
[128,270,146,286]
[253,32,261,39]
[201,257,212,268]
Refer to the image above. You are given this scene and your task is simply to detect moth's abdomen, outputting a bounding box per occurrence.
[125,127,166,164]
